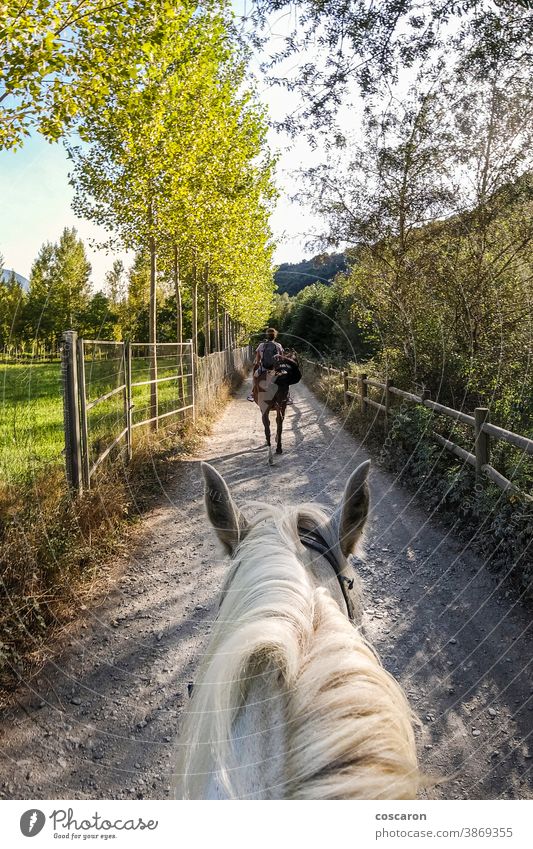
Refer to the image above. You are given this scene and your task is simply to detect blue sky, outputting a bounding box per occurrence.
[0,120,321,287]
[0,135,130,284]
[0,2,327,288]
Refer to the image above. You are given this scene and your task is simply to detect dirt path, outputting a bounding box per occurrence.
[1,377,532,800]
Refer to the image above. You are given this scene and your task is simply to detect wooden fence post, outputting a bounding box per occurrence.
[475,407,491,482]
[151,338,159,433]
[149,236,158,432]
[204,283,211,355]
[189,339,196,422]
[359,373,367,414]
[61,330,82,494]
[384,378,393,429]
[343,371,349,404]
[77,337,90,489]
[124,340,133,462]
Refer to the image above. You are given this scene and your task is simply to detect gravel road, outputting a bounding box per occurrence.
[1,377,532,800]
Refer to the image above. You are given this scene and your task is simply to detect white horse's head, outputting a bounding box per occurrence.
[173,460,420,800]
[202,457,370,556]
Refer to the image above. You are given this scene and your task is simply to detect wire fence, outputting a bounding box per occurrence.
[62,332,251,491]
[127,342,192,430]
[195,346,251,412]
[78,339,129,486]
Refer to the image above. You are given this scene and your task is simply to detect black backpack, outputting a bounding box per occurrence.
[286,362,302,385]
[275,360,302,386]
[261,340,279,370]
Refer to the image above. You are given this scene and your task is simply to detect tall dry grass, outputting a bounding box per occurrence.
[0,375,242,698]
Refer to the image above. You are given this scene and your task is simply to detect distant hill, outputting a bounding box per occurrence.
[274,252,348,296]
[1,269,30,292]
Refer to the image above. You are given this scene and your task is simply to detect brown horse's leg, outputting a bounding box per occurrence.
[276,402,286,454]
[262,410,271,446]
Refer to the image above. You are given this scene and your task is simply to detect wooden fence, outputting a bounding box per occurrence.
[303,359,532,502]
[62,330,251,493]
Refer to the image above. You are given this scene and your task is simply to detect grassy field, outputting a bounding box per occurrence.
[0,362,64,480]
[0,355,192,480]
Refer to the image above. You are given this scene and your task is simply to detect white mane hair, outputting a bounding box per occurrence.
[172,466,420,800]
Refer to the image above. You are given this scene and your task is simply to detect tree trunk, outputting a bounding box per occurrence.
[173,243,186,408]
[149,234,158,431]
[203,281,210,356]
[173,244,182,346]
[191,268,198,358]
[213,290,220,352]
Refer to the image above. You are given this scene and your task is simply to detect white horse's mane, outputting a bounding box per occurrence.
[173,503,420,799]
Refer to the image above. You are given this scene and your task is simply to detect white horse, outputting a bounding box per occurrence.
[172,460,419,799]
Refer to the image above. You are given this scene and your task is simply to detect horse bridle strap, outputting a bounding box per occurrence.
[298,528,358,622]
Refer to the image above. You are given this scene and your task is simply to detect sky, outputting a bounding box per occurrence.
[0,94,325,286]
[0,2,339,289]
[0,135,128,284]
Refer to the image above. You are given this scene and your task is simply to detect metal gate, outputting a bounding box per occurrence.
[61,331,251,492]
[62,332,194,491]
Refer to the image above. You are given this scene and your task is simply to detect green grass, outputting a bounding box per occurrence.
[82,350,192,469]
[0,356,193,480]
[0,362,64,480]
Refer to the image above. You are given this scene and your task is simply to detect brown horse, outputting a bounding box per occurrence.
[253,368,289,464]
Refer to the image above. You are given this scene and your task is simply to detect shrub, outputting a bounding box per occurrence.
[304,364,533,600]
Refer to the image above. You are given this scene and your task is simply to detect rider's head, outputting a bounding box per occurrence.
[266,327,278,340]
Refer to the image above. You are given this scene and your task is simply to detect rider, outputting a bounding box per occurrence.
[247,327,284,401]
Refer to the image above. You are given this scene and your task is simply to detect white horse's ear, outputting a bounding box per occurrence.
[201,462,249,553]
[335,460,371,558]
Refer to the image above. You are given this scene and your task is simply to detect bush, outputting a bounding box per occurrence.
[304,364,533,600]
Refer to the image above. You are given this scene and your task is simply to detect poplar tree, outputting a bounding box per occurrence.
[105,260,126,307]
[69,2,275,367]
[1,1,209,149]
